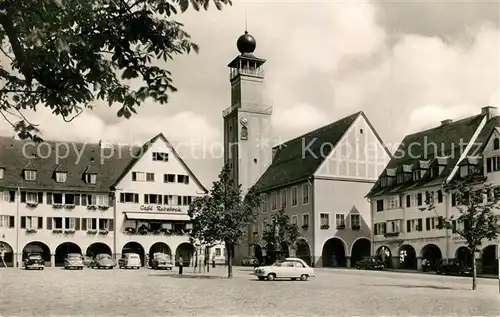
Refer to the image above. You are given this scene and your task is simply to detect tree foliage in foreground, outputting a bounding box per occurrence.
[262,208,300,262]
[0,0,230,139]
[426,173,500,290]
[187,164,262,278]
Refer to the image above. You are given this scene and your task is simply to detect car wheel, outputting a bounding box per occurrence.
[40,267,44,270]
[300,274,308,281]
[267,273,276,281]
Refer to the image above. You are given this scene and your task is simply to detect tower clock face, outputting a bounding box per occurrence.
[240,117,248,126]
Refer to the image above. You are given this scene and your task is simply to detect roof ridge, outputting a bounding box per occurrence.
[0,136,139,147]
[404,114,485,138]
[272,111,362,149]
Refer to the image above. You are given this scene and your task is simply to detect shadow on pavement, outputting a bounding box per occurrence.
[148,273,227,280]
[370,284,458,290]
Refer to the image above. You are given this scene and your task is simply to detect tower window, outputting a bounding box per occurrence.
[360,129,363,134]
[241,126,248,140]
[494,138,500,150]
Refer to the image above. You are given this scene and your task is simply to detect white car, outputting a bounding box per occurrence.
[254,257,315,281]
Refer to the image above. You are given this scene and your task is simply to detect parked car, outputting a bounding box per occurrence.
[24,253,45,270]
[91,254,115,269]
[254,257,315,281]
[118,253,141,269]
[241,256,259,267]
[436,260,472,276]
[151,253,173,270]
[64,253,84,270]
[355,256,384,270]
[82,255,94,267]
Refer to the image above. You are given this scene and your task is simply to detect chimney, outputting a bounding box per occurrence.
[481,106,498,120]
[441,119,452,126]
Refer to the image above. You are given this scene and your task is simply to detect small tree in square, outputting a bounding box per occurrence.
[262,208,301,263]
[187,163,262,278]
[426,173,500,290]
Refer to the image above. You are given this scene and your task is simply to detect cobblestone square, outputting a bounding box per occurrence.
[1,266,499,316]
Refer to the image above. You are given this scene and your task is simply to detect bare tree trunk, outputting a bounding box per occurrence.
[472,257,477,290]
[226,242,233,279]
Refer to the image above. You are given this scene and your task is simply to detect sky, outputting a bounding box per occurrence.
[0,0,499,187]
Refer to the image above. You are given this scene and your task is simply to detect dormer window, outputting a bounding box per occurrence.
[84,173,97,184]
[494,138,500,150]
[24,170,36,181]
[396,173,404,184]
[380,177,387,188]
[0,167,4,179]
[413,169,421,181]
[460,165,469,178]
[152,152,168,162]
[56,172,67,183]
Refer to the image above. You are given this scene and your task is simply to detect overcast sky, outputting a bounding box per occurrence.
[0,0,498,187]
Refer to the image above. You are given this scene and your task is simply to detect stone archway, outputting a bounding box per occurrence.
[399,245,417,270]
[296,240,311,266]
[351,238,371,265]
[481,245,497,275]
[176,243,195,267]
[420,244,442,270]
[0,241,14,267]
[23,241,51,266]
[321,238,347,267]
[122,242,146,266]
[86,242,112,257]
[455,246,473,267]
[55,242,82,267]
[376,246,392,268]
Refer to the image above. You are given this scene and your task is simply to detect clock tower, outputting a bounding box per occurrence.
[223,31,272,194]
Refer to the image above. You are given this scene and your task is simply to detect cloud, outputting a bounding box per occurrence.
[0,1,498,186]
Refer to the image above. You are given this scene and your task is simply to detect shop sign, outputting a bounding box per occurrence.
[140,205,182,212]
[404,237,445,244]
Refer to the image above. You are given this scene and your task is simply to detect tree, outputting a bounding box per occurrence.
[426,173,500,290]
[262,208,300,263]
[187,163,262,278]
[0,0,230,140]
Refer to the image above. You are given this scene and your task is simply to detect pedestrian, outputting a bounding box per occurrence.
[212,256,216,268]
[178,256,183,275]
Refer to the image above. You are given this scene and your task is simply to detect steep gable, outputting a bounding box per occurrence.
[253,112,362,192]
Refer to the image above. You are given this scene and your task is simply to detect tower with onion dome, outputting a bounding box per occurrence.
[223,30,273,196]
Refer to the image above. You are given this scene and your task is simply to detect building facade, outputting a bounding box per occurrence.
[367,106,500,274]
[0,133,214,267]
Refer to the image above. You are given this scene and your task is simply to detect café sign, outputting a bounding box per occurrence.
[140,205,182,212]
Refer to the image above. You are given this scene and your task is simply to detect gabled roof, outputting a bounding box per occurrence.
[24,161,36,171]
[54,165,68,173]
[111,133,207,193]
[367,114,500,197]
[0,137,135,192]
[253,111,390,193]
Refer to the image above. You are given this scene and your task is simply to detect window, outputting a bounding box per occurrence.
[270,192,277,210]
[376,200,384,212]
[99,219,109,230]
[26,192,38,203]
[374,222,386,235]
[487,157,500,172]
[437,190,443,203]
[65,217,76,230]
[120,192,139,203]
[388,220,400,233]
[182,196,192,205]
[53,217,63,229]
[396,173,404,184]
[351,214,360,229]
[65,194,75,205]
[291,186,298,206]
[177,175,189,184]
[406,219,415,233]
[8,191,14,202]
[320,213,329,229]
[132,172,145,182]
[386,196,400,209]
[146,173,155,182]
[291,215,298,225]
[336,214,345,229]
[21,216,38,229]
[53,193,63,204]
[302,214,309,227]
[417,193,422,206]
[261,194,268,212]
[280,189,287,208]
[460,165,468,178]
[413,170,421,181]
[86,218,97,230]
[215,248,221,256]
[163,195,172,205]
[380,177,387,188]
[302,184,309,204]
[0,167,4,179]
[494,138,500,150]
[144,194,162,204]
[0,215,14,228]
[55,172,67,183]
[152,152,169,162]
[85,173,97,184]
[97,195,109,206]
[24,170,36,181]
[164,174,176,183]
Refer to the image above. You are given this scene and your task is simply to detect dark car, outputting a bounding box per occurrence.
[355,256,384,270]
[151,253,173,270]
[241,257,259,267]
[24,253,45,270]
[436,260,471,276]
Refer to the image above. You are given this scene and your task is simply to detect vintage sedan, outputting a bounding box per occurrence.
[151,253,173,270]
[64,253,84,270]
[436,260,472,276]
[118,253,141,269]
[91,254,115,269]
[24,253,45,270]
[355,257,384,270]
[254,257,315,281]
